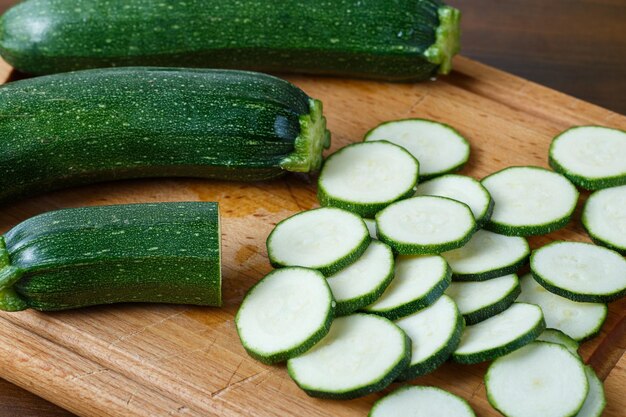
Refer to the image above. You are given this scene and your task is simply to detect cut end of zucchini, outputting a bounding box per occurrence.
[280,98,331,173]
[369,386,476,417]
[424,6,461,75]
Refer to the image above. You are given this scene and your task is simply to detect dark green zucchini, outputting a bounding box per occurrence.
[0,202,221,311]
[0,67,329,203]
[0,0,460,80]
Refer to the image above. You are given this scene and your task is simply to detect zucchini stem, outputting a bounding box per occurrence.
[424,6,461,75]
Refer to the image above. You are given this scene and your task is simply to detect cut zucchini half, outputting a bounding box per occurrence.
[485,342,589,417]
[481,166,579,236]
[582,185,626,254]
[414,174,494,228]
[318,141,419,218]
[376,196,476,255]
[369,385,476,417]
[452,303,545,364]
[365,119,470,179]
[442,230,529,281]
[235,267,334,364]
[394,295,464,380]
[266,207,370,275]
[517,273,607,342]
[287,313,410,400]
[530,241,626,303]
[445,274,520,325]
[363,218,378,239]
[576,366,606,417]
[549,125,626,190]
[326,240,394,316]
[363,255,451,320]
[536,329,581,358]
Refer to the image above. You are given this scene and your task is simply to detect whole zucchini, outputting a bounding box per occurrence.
[0,202,221,311]
[0,67,329,203]
[0,0,460,80]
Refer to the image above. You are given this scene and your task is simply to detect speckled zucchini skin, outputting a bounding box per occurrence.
[0,202,221,311]
[0,67,329,203]
[0,0,460,80]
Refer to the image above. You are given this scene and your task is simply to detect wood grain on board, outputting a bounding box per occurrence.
[0,55,624,417]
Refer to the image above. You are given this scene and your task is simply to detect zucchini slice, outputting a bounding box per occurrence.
[363,255,451,320]
[369,385,476,417]
[287,314,410,400]
[549,126,626,190]
[235,267,334,364]
[266,207,370,275]
[442,230,529,281]
[576,366,606,417]
[326,240,394,316]
[536,329,580,358]
[530,241,626,303]
[517,273,607,342]
[582,185,626,254]
[452,303,545,364]
[485,342,589,417]
[445,274,521,325]
[376,196,476,255]
[414,174,494,228]
[481,166,579,236]
[363,218,378,239]
[365,119,470,179]
[394,295,464,380]
[318,141,419,218]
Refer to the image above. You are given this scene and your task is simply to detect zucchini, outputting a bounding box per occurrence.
[536,329,580,358]
[0,67,330,203]
[485,342,589,417]
[235,267,334,364]
[0,202,221,311]
[369,386,476,417]
[0,0,461,80]
[549,126,626,190]
[582,185,626,254]
[577,366,606,417]
[363,218,378,239]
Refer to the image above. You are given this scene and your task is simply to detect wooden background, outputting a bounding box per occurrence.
[0,0,624,415]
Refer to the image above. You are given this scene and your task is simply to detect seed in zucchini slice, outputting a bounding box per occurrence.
[530,241,626,303]
[376,196,476,255]
[481,166,579,236]
[549,125,626,190]
[365,119,470,179]
[318,141,419,218]
[582,185,626,254]
[369,385,476,417]
[485,342,589,417]
[287,314,411,400]
[517,274,607,342]
[266,207,370,275]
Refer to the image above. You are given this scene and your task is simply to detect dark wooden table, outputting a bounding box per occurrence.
[0,1,623,416]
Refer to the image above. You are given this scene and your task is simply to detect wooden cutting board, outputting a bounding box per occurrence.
[0,56,623,417]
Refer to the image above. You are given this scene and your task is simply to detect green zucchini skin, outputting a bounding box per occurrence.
[0,0,460,80]
[0,67,329,203]
[0,202,221,311]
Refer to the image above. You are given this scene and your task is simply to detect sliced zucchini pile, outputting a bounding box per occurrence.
[369,386,476,417]
[582,185,626,254]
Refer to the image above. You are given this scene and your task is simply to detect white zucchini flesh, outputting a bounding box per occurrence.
[287,314,409,399]
[414,174,493,226]
[481,166,578,235]
[445,274,520,323]
[363,218,378,239]
[536,328,580,358]
[369,386,476,417]
[318,141,418,203]
[550,126,626,189]
[394,295,463,378]
[582,185,626,253]
[376,196,476,255]
[326,240,394,316]
[453,303,545,364]
[442,230,529,280]
[365,118,470,178]
[517,273,607,341]
[235,268,333,363]
[364,255,450,319]
[530,241,626,303]
[486,342,589,417]
[267,207,369,275]
[576,366,606,417]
